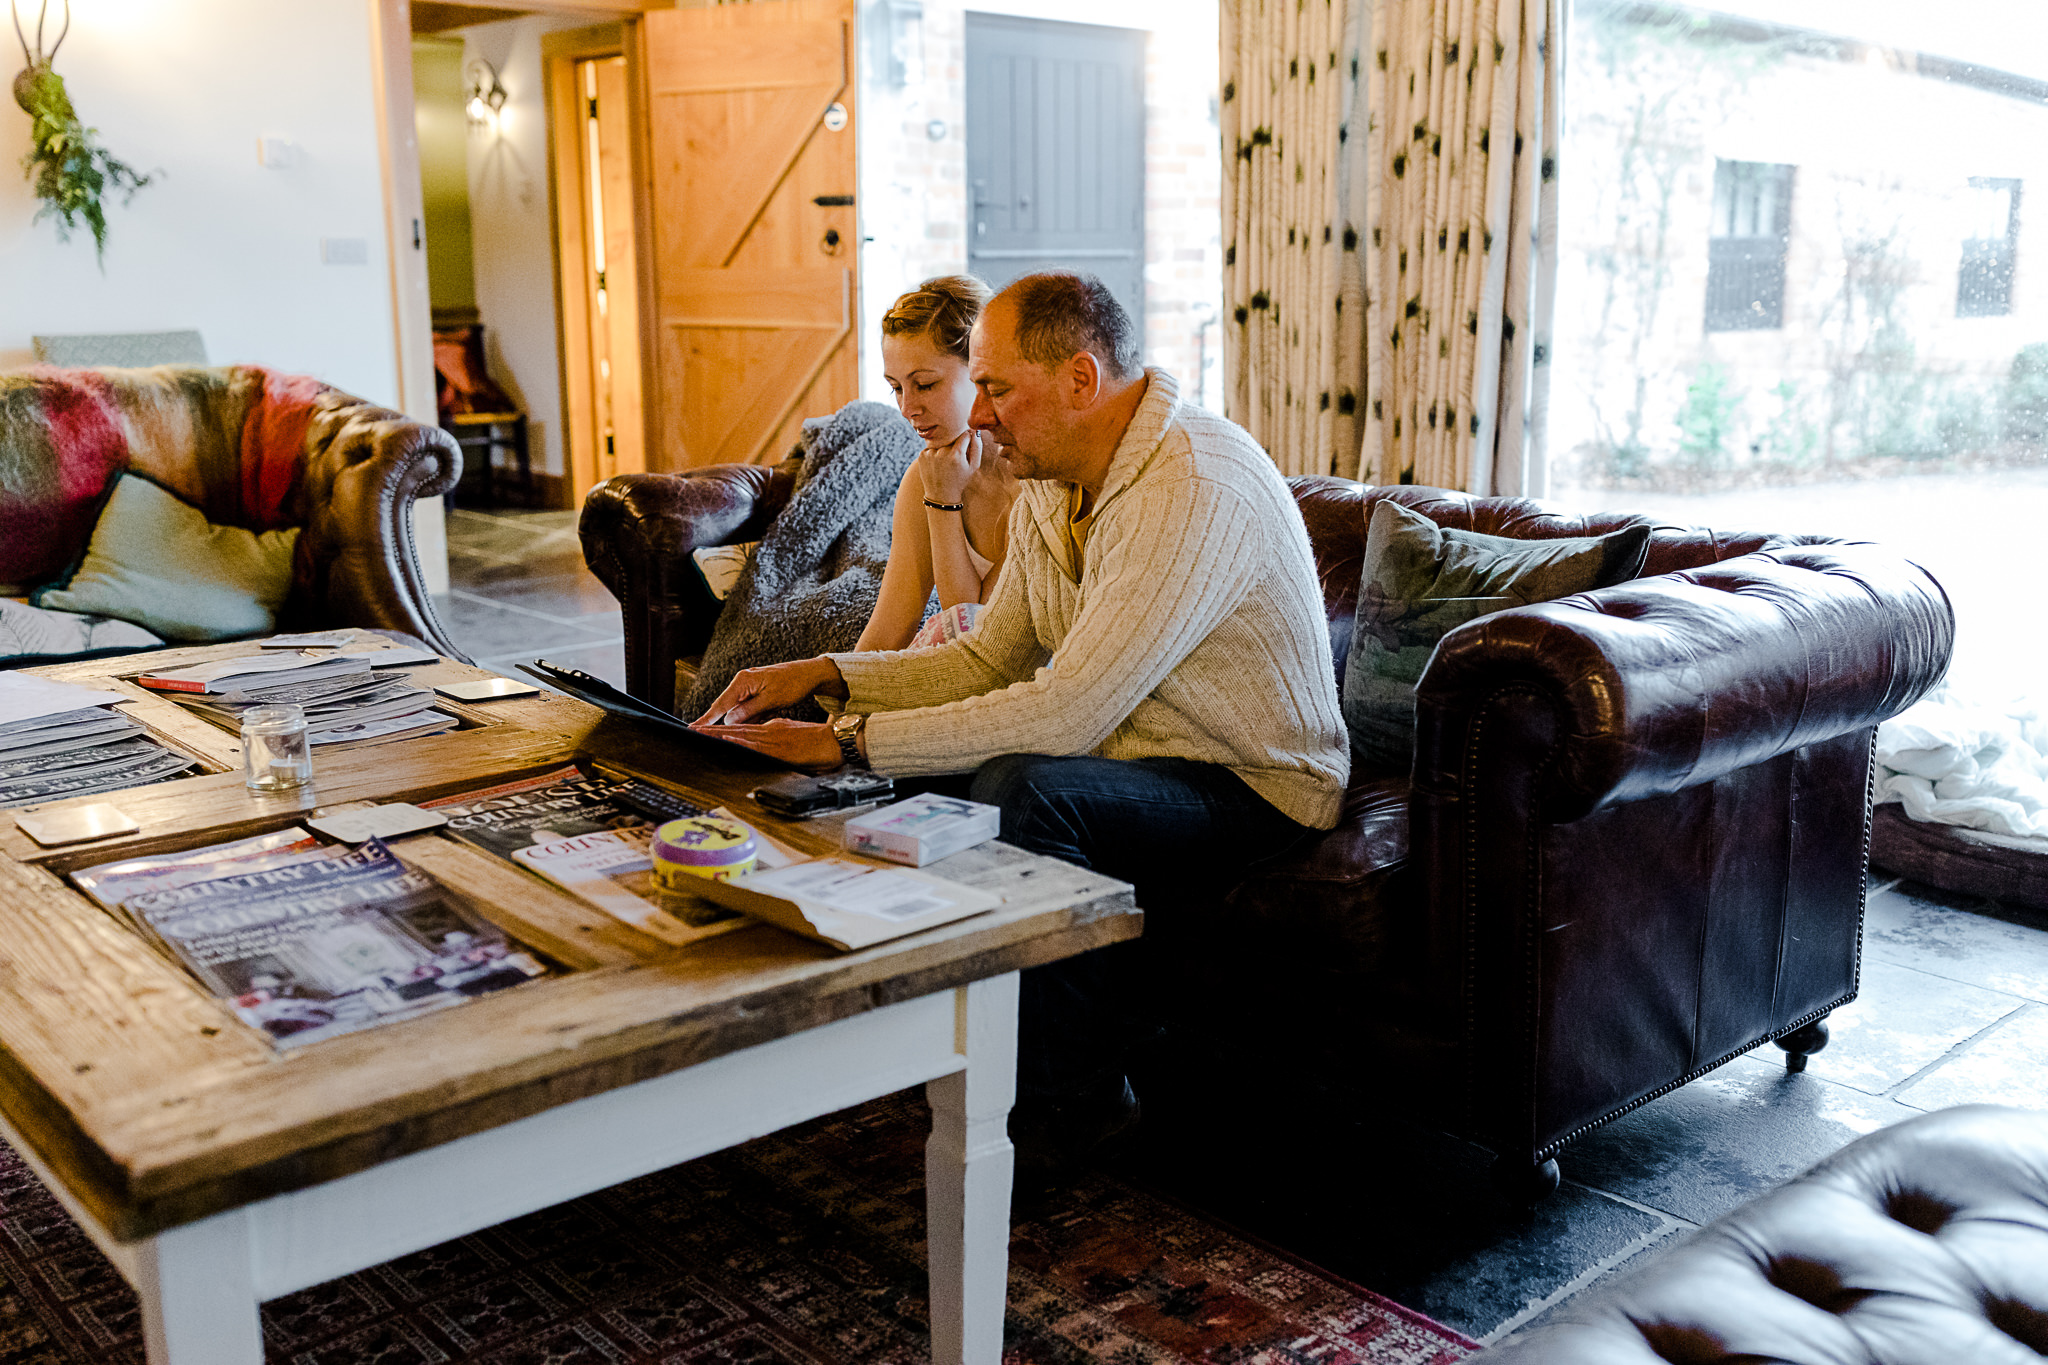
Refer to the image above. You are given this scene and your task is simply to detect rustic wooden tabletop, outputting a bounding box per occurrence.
[0,634,1138,1242]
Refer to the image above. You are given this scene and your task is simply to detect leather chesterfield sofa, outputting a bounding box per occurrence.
[580,465,1953,1191]
[1470,1105,2048,1362]
[0,364,466,658]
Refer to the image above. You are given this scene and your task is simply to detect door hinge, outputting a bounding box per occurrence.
[605,433,615,455]
[596,270,607,291]
[587,97,598,118]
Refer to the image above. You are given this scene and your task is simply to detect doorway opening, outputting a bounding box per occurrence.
[546,29,648,502]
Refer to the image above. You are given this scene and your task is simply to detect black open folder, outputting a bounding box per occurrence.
[517,661,794,771]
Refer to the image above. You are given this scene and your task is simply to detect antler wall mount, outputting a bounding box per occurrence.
[11,0,153,262]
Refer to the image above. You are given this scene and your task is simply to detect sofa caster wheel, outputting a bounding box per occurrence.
[1492,1156,1561,1206]
[1775,1018,1831,1074]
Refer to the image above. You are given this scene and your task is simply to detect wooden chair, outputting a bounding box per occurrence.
[432,323,535,508]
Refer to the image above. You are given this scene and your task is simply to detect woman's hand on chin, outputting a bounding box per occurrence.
[917,430,983,504]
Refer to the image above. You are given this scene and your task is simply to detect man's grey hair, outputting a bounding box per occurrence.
[1000,271,1141,381]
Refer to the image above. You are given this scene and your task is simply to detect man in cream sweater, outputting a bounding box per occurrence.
[696,272,1348,1151]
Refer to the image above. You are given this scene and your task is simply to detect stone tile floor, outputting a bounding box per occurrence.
[435,506,631,692]
[439,506,2048,1349]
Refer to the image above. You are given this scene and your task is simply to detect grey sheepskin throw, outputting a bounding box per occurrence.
[682,401,924,723]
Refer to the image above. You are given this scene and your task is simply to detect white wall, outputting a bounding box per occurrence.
[462,13,595,480]
[0,0,400,404]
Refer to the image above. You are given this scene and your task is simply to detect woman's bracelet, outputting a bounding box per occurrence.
[922,498,966,512]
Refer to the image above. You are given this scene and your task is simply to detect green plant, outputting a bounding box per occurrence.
[2004,343,2048,447]
[11,0,151,262]
[1675,362,1739,472]
[1761,379,1818,468]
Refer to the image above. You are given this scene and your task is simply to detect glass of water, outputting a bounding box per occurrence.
[241,705,313,793]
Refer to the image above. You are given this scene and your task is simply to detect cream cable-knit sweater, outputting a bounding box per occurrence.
[828,368,1349,830]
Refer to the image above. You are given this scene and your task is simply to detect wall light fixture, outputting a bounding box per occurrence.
[465,58,507,128]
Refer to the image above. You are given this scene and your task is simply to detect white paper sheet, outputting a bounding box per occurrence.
[0,673,129,727]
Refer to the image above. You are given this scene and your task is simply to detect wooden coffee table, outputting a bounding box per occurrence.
[0,637,1140,1365]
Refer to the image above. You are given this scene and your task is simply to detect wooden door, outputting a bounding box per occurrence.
[547,26,649,505]
[966,14,1146,325]
[642,0,860,471]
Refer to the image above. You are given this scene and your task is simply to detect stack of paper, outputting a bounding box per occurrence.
[139,651,457,751]
[0,674,199,809]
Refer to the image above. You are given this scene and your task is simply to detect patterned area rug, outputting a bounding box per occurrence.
[0,1090,1477,1364]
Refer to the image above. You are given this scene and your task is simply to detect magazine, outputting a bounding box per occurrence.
[422,765,707,861]
[72,828,332,934]
[509,826,746,947]
[691,857,1004,952]
[137,653,378,694]
[0,747,198,809]
[126,839,546,1049]
[310,710,459,748]
[0,734,163,785]
[0,708,138,747]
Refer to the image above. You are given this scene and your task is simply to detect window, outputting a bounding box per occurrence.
[1705,159,1795,331]
[1957,176,2020,317]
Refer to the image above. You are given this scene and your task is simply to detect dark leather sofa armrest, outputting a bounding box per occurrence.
[579,464,797,708]
[1414,543,1954,824]
[291,392,466,660]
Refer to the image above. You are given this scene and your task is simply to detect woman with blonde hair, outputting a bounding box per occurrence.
[854,274,1019,651]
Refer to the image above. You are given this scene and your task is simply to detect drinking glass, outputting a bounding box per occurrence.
[241,704,314,793]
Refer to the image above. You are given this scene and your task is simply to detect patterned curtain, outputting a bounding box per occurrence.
[1223,0,1559,495]
[1220,0,1372,479]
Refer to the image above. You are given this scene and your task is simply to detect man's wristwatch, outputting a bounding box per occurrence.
[830,712,868,769]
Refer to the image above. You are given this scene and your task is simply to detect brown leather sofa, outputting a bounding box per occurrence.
[1470,1105,2048,1362]
[1,365,465,658]
[580,466,1954,1192]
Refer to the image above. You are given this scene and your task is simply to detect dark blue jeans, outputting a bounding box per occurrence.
[966,753,1311,1103]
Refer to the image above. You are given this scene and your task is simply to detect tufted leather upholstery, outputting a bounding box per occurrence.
[581,466,1955,1178]
[0,366,464,657]
[580,461,797,700]
[289,387,466,656]
[1472,1105,2048,1363]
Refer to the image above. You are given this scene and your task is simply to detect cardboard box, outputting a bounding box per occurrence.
[843,794,1001,867]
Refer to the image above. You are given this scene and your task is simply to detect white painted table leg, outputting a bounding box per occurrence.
[925,971,1019,1365]
[131,1209,263,1365]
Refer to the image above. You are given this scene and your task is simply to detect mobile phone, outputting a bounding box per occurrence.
[435,677,543,703]
[753,770,896,818]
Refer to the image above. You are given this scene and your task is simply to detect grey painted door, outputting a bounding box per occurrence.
[965,13,1146,332]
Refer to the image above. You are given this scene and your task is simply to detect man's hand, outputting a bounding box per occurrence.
[697,718,842,771]
[917,430,983,504]
[692,656,847,726]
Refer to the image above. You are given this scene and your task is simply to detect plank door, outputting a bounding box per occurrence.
[553,40,648,505]
[966,14,1146,325]
[642,0,860,471]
